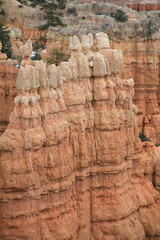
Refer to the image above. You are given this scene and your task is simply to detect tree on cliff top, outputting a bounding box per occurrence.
[40,0,67,30]
[0,23,12,58]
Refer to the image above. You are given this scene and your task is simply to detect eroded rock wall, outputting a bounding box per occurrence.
[112,39,160,144]
[0,33,160,240]
[46,28,160,144]
[0,50,18,136]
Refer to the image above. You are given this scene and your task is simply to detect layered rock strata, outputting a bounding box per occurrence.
[0,42,18,136]
[126,2,160,11]
[0,33,160,240]
[47,2,160,143]
[77,0,160,9]
[112,39,160,144]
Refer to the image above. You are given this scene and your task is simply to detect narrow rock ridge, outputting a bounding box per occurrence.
[0,33,160,240]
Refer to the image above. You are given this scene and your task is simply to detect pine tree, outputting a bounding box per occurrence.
[40,0,66,30]
[0,23,12,58]
[111,10,128,23]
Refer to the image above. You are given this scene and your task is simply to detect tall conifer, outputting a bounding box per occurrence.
[0,23,12,58]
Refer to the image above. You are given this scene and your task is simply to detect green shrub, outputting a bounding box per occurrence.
[0,23,12,58]
[39,36,47,42]
[139,133,160,147]
[46,49,68,66]
[155,143,160,147]
[0,0,5,16]
[139,133,151,142]
[111,9,128,22]
[66,7,77,16]
[33,40,45,51]
[0,8,5,15]
[39,24,49,31]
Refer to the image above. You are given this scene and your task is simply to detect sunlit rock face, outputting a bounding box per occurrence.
[0,34,160,240]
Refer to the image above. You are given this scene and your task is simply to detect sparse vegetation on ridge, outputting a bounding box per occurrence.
[17,0,67,29]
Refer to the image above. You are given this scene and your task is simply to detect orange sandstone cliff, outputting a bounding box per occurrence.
[112,38,160,144]
[0,33,160,240]
[0,42,18,136]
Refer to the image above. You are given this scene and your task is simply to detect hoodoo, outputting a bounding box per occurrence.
[0,33,160,240]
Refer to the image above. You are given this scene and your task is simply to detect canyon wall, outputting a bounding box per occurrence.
[1,1,160,144]
[112,38,160,144]
[0,34,160,240]
[0,48,18,136]
[46,37,160,145]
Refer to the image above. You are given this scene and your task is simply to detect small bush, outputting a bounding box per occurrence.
[0,23,12,58]
[33,40,45,51]
[46,49,68,66]
[18,4,23,8]
[39,36,47,42]
[66,7,77,16]
[82,16,85,20]
[139,133,151,142]
[39,23,49,31]
[155,143,160,147]
[111,9,128,22]
[0,9,5,15]
[0,0,5,16]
